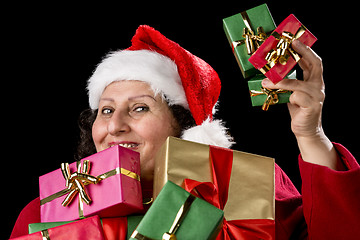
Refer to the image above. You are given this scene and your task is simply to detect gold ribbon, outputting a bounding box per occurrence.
[259,25,307,74]
[131,194,196,240]
[250,87,290,111]
[41,229,50,240]
[232,11,267,55]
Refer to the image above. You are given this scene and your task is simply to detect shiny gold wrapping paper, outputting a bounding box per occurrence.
[153,137,274,221]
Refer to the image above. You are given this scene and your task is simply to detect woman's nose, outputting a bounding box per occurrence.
[107,112,131,136]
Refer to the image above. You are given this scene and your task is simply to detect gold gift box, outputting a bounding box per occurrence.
[154,137,274,221]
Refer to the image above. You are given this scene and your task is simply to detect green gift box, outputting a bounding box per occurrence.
[223,3,276,79]
[247,70,296,110]
[130,181,224,240]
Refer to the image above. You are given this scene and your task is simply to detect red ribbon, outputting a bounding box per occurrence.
[102,217,128,240]
[183,146,275,240]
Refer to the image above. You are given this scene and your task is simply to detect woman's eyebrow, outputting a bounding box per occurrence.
[99,97,114,102]
[128,95,157,102]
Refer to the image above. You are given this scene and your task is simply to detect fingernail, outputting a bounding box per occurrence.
[262,78,271,87]
[292,39,301,48]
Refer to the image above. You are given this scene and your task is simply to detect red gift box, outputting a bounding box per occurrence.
[248,14,317,84]
[102,215,144,240]
[27,215,144,240]
[10,215,105,240]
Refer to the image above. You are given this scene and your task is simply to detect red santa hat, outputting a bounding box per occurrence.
[87,25,234,148]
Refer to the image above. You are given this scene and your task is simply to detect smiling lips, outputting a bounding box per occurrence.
[108,142,139,150]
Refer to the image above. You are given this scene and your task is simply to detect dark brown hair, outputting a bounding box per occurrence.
[75,104,195,160]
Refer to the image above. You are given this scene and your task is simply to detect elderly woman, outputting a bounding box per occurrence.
[10,25,360,240]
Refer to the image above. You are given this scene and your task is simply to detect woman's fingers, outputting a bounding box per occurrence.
[292,40,323,82]
[289,90,316,109]
[262,78,303,92]
[261,41,325,103]
[262,77,325,103]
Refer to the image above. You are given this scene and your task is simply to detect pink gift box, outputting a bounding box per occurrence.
[10,215,105,240]
[39,145,143,222]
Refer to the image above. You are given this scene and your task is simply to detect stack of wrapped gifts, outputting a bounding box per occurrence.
[10,4,318,240]
[11,145,145,240]
[223,3,317,110]
[11,136,276,240]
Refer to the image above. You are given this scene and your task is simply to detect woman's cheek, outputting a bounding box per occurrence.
[92,118,107,152]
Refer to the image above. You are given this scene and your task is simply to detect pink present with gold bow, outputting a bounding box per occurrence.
[39,145,143,222]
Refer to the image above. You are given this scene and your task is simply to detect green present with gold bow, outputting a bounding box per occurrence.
[223,3,276,79]
[129,181,224,240]
[248,70,296,110]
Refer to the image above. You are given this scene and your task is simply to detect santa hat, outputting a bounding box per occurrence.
[87,25,234,148]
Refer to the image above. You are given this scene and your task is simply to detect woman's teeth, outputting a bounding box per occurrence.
[111,143,138,148]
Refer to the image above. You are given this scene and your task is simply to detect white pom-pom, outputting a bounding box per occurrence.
[181,118,235,148]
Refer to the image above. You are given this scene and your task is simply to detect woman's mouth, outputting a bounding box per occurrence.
[108,142,139,150]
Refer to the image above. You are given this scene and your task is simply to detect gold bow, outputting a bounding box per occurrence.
[232,11,268,55]
[61,160,101,207]
[250,87,290,111]
[233,26,267,55]
[259,25,306,74]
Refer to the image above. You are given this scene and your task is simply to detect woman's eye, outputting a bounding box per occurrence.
[101,108,113,115]
[133,106,149,112]
[129,104,149,118]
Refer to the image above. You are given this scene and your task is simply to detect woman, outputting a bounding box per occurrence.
[10,25,360,239]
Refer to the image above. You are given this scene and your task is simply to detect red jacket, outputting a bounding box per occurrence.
[10,143,360,239]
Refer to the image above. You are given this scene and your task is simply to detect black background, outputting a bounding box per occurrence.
[3,1,359,238]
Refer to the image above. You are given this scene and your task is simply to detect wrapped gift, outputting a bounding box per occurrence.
[100,216,144,240]
[101,216,143,240]
[39,145,143,222]
[154,137,275,239]
[127,215,144,238]
[29,221,73,234]
[248,14,317,84]
[29,215,144,240]
[223,3,276,78]
[248,70,296,110]
[11,215,104,240]
[130,181,224,240]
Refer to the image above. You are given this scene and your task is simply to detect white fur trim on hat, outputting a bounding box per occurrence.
[87,50,189,110]
[181,118,234,148]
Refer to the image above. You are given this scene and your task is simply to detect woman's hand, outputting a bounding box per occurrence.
[261,40,344,170]
[263,40,324,138]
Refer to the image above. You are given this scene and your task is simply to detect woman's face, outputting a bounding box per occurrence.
[92,80,178,182]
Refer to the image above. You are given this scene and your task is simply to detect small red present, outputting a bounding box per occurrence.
[248,14,317,84]
[10,215,105,240]
[28,215,144,240]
